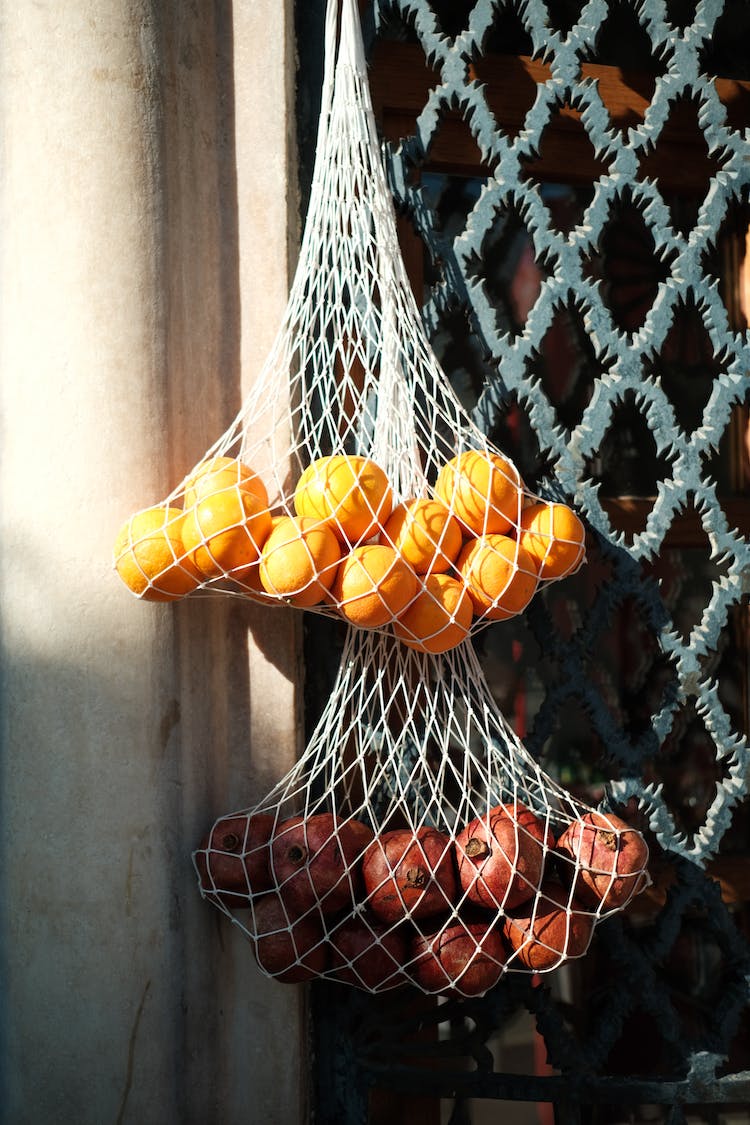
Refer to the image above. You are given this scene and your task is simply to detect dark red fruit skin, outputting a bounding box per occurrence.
[362,827,457,924]
[194,849,249,911]
[270,813,374,915]
[251,893,328,983]
[503,881,595,971]
[455,804,554,911]
[195,813,275,906]
[327,917,410,992]
[555,811,649,911]
[410,920,506,996]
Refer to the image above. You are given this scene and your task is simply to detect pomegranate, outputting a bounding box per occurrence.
[195,812,274,905]
[362,827,457,924]
[270,812,374,915]
[194,850,251,911]
[410,919,506,996]
[328,916,409,992]
[251,893,328,983]
[503,881,595,971]
[455,803,553,912]
[555,811,649,911]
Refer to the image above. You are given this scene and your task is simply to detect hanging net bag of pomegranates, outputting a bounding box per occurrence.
[112,0,586,654]
[195,627,651,996]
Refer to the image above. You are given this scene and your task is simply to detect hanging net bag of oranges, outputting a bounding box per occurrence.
[111,0,651,996]
[112,0,586,649]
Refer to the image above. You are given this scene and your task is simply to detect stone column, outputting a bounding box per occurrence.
[0,2,304,1122]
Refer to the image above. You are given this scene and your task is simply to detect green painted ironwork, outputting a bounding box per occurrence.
[300,0,750,1119]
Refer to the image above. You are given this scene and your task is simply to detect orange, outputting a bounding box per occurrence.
[393,573,473,653]
[259,515,342,607]
[434,449,522,536]
[519,501,586,580]
[182,455,269,510]
[332,544,418,628]
[380,498,463,574]
[294,455,393,543]
[182,488,272,578]
[458,534,540,620]
[114,505,202,601]
[232,514,287,603]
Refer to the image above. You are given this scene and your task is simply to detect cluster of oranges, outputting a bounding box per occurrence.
[114,450,585,653]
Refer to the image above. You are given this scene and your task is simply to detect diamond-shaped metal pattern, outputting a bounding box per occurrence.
[376,0,750,868]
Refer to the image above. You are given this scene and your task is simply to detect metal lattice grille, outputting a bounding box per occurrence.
[307,0,750,1120]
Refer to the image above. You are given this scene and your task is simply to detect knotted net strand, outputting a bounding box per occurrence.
[155,0,650,995]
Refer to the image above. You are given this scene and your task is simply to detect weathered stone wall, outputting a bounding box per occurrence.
[0,2,305,1121]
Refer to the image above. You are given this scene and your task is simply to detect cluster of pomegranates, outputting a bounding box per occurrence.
[195,803,649,996]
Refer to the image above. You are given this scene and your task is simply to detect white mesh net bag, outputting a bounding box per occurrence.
[109,0,650,996]
[194,628,650,996]
[112,0,586,650]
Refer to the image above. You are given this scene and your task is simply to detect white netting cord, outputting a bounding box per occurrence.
[194,630,651,997]
[112,0,586,652]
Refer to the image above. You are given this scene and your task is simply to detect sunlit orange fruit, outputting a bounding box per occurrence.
[380,498,463,575]
[183,455,269,510]
[457,534,539,620]
[434,449,522,537]
[233,514,287,603]
[332,544,418,628]
[518,501,586,580]
[182,488,272,578]
[114,506,202,601]
[392,573,473,653]
[294,455,393,543]
[259,515,342,607]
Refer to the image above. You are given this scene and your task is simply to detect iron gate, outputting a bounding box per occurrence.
[298,1,750,1120]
